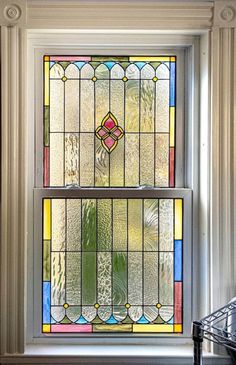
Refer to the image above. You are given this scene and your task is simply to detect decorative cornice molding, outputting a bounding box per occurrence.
[213,1,236,27]
[0,0,26,26]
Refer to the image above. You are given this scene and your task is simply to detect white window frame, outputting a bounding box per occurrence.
[27,33,197,346]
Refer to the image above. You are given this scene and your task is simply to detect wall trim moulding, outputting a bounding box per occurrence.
[0,0,214,29]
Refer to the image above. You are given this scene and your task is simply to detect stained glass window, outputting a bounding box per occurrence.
[43,56,176,188]
[42,198,183,333]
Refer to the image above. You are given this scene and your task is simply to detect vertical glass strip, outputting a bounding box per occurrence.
[95,80,109,129]
[128,252,142,305]
[144,199,158,251]
[169,147,175,187]
[155,134,169,187]
[140,134,154,186]
[97,252,112,305]
[175,199,183,240]
[125,79,139,132]
[140,80,155,132]
[82,252,96,305]
[144,252,158,305]
[170,60,176,107]
[44,58,50,106]
[67,252,81,305]
[43,240,51,281]
[155,80,169,133]
[125,134,139,186]
[51,252,65,305]
[97,199,112,251]
[174,240,182,281]
[44,147,50,187]
[128,199,142,251]
[43,199,51,240]
[113,252,127,305]
[67,199,81,251]
[159,199,173,251]
[65,133,79,186]
[170,107,175,147]
[113,199,127,251]
[159,252,173,306]
[95,138,109,187]
[174,282,182,324]
[80,134,94,186]
[43,281,51,323]
[65,80,80,132]
[50,133,64,186]
[80,80,94,132]
[82,199,96,251]
[50,80,64,132]
[51,199,65,251]
[110,138,124,187]
[44,106,50,146]
[110,78,125,128]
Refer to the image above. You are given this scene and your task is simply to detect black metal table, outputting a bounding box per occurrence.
[192,301,236,365]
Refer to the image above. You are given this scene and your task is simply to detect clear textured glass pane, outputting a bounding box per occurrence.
[52,199,65,251]
[155,134,169,187]
[65,80,79,132]
[50,133,64,186]
[51,252,65,305]
[156,80,169,133]
[140,134,154,186]
[141,80,155,132]
[113,199,127,251]
[97,252,112,305]
[125,80,139,132]
[97,199,112,251]
[144,252,158,305]
[128,199,142,251]
[80,133,94,186]
[50,80,64,132]
[66,252,81,305]
[159,199,173,251]
[65,133,79,186]
[125,134,139,186]
[67,199,81,251]
[159,252,173,306]
[144,199,158,251]
[128,252,142,305]
[80,80,94,132]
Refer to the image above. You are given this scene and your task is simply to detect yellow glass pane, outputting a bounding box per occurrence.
[93,324,132,332]
[170,107,175,147]
[43,199,51,240]
[133,324,174,332]
[174,324,182,332]
[175,199,183,239]
[44,61,49,106]
[130,56,170,62]
[42,324,51,333]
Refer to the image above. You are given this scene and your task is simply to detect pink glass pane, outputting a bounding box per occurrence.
[104,118,116,130]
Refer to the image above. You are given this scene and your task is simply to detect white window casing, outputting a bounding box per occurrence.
[0,1,235,364]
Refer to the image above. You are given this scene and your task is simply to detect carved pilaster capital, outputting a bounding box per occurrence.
[214,1,236,27]
[0,0,26,26]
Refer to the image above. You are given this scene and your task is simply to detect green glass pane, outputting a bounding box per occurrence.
[82,252,96,305]
[43,240,50,281]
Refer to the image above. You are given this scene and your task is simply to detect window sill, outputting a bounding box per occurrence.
[0,345,231,365]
